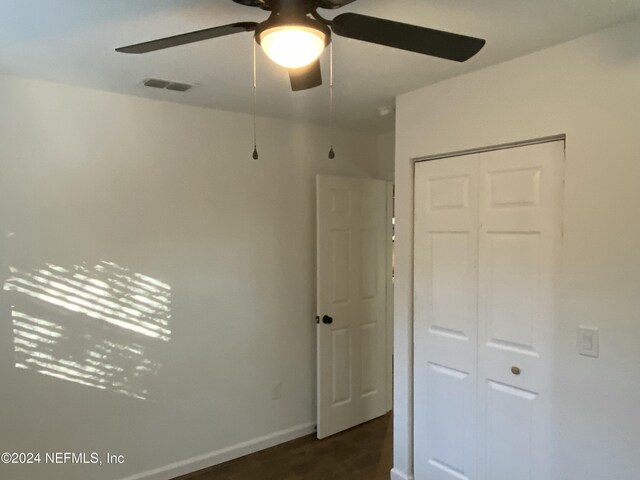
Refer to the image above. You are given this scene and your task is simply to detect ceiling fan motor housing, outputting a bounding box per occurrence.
[232,0,346,12]
[255,13,331,47]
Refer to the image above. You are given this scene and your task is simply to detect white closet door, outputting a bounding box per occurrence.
[477,141,564,480]
[414,140,564,480]
[414,155,479,480]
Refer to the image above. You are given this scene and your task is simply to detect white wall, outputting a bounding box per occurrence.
[0,74,386,480]
[393,18,640,480]
[376,131,395,181]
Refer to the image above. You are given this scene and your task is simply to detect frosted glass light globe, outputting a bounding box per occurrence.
[260,26,327,69]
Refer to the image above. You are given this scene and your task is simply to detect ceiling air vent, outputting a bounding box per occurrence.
[143,78,171,89]
[142,78,194,92]
[166,82,192,92]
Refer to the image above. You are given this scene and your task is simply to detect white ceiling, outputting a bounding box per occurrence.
[1,0,639,132]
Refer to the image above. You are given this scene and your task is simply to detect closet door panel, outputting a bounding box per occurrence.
[477,141,564,480]
[414,155,479,480]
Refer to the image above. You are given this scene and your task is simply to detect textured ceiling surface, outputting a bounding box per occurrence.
[1,0,639,131]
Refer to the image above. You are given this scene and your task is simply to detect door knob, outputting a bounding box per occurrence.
[322,315,334,325]
[511,366,521,375]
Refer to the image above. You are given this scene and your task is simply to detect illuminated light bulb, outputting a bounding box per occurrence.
[259,26,327,69]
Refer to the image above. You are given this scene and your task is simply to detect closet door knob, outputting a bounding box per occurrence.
[511,366,521,375]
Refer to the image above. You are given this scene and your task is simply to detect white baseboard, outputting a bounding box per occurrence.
[390,467,414,480]
[120,422,316,480]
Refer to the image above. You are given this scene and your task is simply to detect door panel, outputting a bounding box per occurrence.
[331,229,350,303]
[317,175,388,439]
[360,322,378,396]
[430,232,472,336]
[360,232,379,299]
[414,155,479,480]
[477,141,564,480]
[485,232,541,352]
[485,380,537,480]
[332,327,351,405]
[426,362,470,480]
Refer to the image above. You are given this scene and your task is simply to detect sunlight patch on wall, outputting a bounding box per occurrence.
[3,261,171,400]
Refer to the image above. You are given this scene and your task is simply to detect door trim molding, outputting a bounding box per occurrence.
[386,180,394,413]
[390,467,415,480]
[413,134,566,164]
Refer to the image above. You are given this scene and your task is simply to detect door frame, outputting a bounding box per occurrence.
[385,181,394,412]
[410,134,566,475]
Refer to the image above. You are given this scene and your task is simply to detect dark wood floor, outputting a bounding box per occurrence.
[174,414,393,480]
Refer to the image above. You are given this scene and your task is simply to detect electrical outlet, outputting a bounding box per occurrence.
[578,326,599,358]
[272,381,282,400]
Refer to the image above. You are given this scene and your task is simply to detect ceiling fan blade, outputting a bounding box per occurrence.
[116,22,258,54]
[289,60,322,91]
[317,0,357,9]
[331,13,485,62]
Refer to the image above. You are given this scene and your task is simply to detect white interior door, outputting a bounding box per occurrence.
[477,141,564,480]
[316,175,389,439]
[414,154,480,480]
[414,140,564,480]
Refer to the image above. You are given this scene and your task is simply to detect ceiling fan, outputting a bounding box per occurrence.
[116,0,486,92]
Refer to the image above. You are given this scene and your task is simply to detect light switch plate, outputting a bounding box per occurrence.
[578,326,599,358]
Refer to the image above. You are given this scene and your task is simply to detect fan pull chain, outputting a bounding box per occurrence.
[252,40,259,160]
[328,41,335,160]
